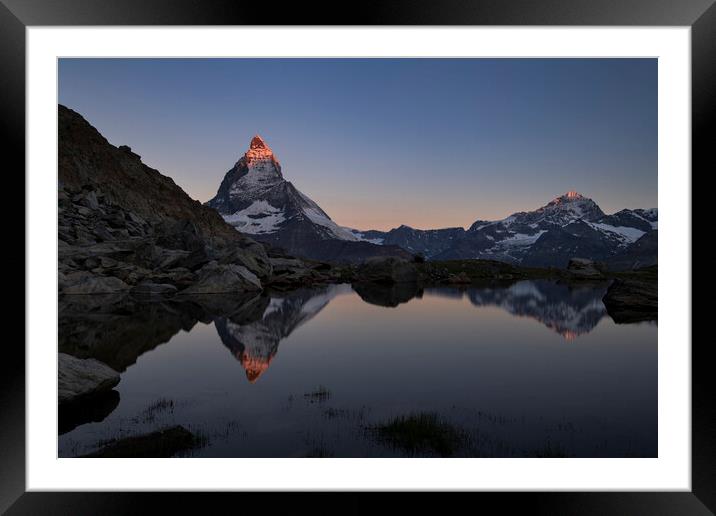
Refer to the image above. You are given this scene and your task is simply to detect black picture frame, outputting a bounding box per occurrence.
[2,1,711,514]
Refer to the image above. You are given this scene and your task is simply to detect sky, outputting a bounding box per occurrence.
[58,58,657,231]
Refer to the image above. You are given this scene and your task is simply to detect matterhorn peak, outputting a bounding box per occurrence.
[250,134,268,150]
[243,134,278,165]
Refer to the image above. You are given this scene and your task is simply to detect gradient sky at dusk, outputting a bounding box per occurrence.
[58,58,657,231]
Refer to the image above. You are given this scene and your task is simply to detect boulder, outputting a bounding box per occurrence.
[79,190,99,210]
[180,261,262,294]
[81,425,198,458]
[58,353,120,404]
[147,267,197,289]
[218,243,273,279]
[131,282,178,297]
[59,390,120,435]
[60,272,131,294]
[447,272,471,284]
[265,256,319,288]
[567,258,605,279]
[602,278,657,323]
[355,256,418,284]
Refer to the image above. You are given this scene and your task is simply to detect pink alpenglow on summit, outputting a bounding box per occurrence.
[244,135,279,165]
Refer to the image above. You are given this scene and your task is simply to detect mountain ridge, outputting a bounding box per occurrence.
[350,191,657,270]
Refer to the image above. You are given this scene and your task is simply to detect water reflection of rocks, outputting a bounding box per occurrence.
[59,290,268,372]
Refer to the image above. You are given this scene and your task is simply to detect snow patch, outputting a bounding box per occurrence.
[498,230,547,247]
[348,229,385,245]
[588,222,645,244]
[296,192,361,241]
[224,200,286,234]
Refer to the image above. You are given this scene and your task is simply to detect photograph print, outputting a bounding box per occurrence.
[57,58,657,459]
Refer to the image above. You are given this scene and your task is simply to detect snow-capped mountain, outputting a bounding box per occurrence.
[206,136,411,263]
[355,192,657,270]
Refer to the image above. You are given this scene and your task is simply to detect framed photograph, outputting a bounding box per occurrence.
[3,0,711,513]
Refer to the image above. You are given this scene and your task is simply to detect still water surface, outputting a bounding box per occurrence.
[59,280,657,457]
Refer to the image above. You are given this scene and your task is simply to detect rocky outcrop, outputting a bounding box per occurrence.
[58,353,120,404]
[58,105,334,295]
[447,272,472,284]
[566,258,605,279]
[355,256,418,284]
[130,282,179,297]
[82,425,199,458]
[264,254,348,289]
[59,272,131,294]
[59,291,267,372]
[180,262,262,294]
[602,277,657,323]
[59,390,120,435]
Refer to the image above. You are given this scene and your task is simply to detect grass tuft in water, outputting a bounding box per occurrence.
[303,385,331,404]
[367,412,465,457]
[137,397,175,423]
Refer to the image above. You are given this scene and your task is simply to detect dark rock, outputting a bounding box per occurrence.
[355,256,418,284]
[92,222,114,242]
[566,258,605,279]
[265,256,317,288]
[75,205,92,217]
[60,272,131,294]
[79,190,99,210]
[603,278,657,323]
[59,390,120,435]
[447,271,472,284]
[82,425,199,458]
[147,268,197,289]
[58,353,120,403]
[131,282,178,297]
[180,261,262,294]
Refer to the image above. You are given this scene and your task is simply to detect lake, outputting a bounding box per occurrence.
[58,280,657,458]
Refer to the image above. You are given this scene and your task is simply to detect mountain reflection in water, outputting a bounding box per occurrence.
[205,280,608,383]
[215,288,338,382]
[58,280,656,458]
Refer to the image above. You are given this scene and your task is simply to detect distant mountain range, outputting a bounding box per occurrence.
[353,192,657,269]
[207,137,657,269]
